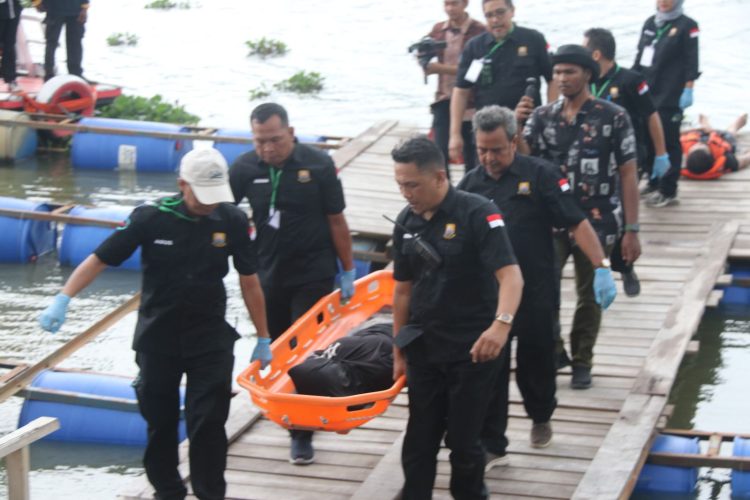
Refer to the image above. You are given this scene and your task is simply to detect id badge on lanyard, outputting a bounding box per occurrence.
[640,44,655,68]
[465,59,483,83]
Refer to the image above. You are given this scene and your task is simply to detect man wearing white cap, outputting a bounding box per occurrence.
[39,148,271,500]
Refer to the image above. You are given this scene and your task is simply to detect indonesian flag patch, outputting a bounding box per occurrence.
[637,81,649,95]
[559,178,571,192]
[486,213,505,228]
[690,28,700,38]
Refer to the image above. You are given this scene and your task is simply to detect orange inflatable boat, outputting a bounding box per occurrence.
[237,270,406,433]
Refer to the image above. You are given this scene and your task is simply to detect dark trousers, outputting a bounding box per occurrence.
[554,235,613,368]
[263,277,333,441]
[431,99,477,177]
[481,304,557,454]
[134,349,234,500]
[402,357,499,500]
[0,15,20,83]
[263,277,334,341]
[645,107,683,197]
[44,14,85,79]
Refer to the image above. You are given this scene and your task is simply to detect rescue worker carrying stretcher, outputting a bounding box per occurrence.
[39,148,272,500]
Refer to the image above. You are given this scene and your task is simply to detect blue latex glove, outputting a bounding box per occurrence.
[340,268,356,302]
[651,153,670,179]
[251,337,272,369]
[39,293,71,333]
[593,268,617,310]
[679,87,694,110]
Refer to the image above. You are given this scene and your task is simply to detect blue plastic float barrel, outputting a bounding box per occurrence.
[58,205,141,270]
[0,110,38,160]
[71,117,193,172]
[213,129,325,165]
[719,266,750,306]
[18,369,186,446]
[733,437,750,498]
[0,196,55,263]
[635,434,700,494]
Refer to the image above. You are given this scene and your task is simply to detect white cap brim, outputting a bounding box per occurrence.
[190,182,234,205]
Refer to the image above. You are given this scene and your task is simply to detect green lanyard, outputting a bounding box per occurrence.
[653,23,672,44]
[269,167,282,211]
[481,25,515,86]
[590,65,620,99]
[157,197,198,222]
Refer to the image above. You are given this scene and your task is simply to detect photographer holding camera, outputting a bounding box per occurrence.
[417,0,485,176]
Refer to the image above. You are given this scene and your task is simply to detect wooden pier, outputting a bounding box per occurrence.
[119,124,750,499]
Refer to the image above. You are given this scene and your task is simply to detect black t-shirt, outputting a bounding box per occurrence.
[524,98,636,245]
[392,187,517,362]
[95,196,257,356]
[229,143,346,288]
[633,14,700,109]
[456,27,552,110]
[457,156,585,300]
[592,65,656,165]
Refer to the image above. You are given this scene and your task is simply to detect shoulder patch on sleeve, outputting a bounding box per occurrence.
[558,178,571,192]
[486,213,505,228]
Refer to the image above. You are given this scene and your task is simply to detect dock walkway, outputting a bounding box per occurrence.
[120,123,750,499]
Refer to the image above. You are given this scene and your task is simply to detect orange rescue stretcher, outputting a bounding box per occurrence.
[237,270,406,433]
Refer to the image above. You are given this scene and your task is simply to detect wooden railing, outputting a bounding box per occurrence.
[0,417,60,500]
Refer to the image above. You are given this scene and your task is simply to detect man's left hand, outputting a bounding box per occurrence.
[593,268,617,309]
[470,323,509,363]
[679,87,694,110]
[651,153,670,179]
[251,337,272,369]
[621,232,641,264]
[340,269,356,303]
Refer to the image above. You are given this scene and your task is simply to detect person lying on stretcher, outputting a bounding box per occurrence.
[288,318,394,397]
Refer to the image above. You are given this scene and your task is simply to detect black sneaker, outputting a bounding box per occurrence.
[530,422,553,449]
[646,193,679,208]
[571,366,592,389]
[290,431,315,465]
[556,349,572,371]
[484,450,510,472]
[639,184,658,197]
[622,269,641,297]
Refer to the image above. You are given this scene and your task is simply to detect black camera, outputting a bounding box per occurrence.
[408,37,448,70]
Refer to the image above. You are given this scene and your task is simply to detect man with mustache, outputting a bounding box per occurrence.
[458,105,615,466]
[449,0,555,167]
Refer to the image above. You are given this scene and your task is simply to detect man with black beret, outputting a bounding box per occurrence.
[515,45,642,389]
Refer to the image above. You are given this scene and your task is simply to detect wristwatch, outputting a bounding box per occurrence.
[624,223,640,233]
[495,313,514,325]
[598,258,611,269]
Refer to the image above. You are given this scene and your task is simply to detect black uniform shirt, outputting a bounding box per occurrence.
[392,187,517,363]
[592,64,656,162]
[94,196,258,357]
[457,155,585,300]
[456,27,552,110]
[229,143,346,288]
[633,14,700,109]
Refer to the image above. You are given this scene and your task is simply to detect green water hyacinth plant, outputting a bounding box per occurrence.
[145,0,190,9]
[107,33,139,47]
[246,38,289,58]
[274,71,325,94]
[99,95,200,124]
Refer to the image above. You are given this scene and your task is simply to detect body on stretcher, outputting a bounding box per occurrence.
[236,270,406,434]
